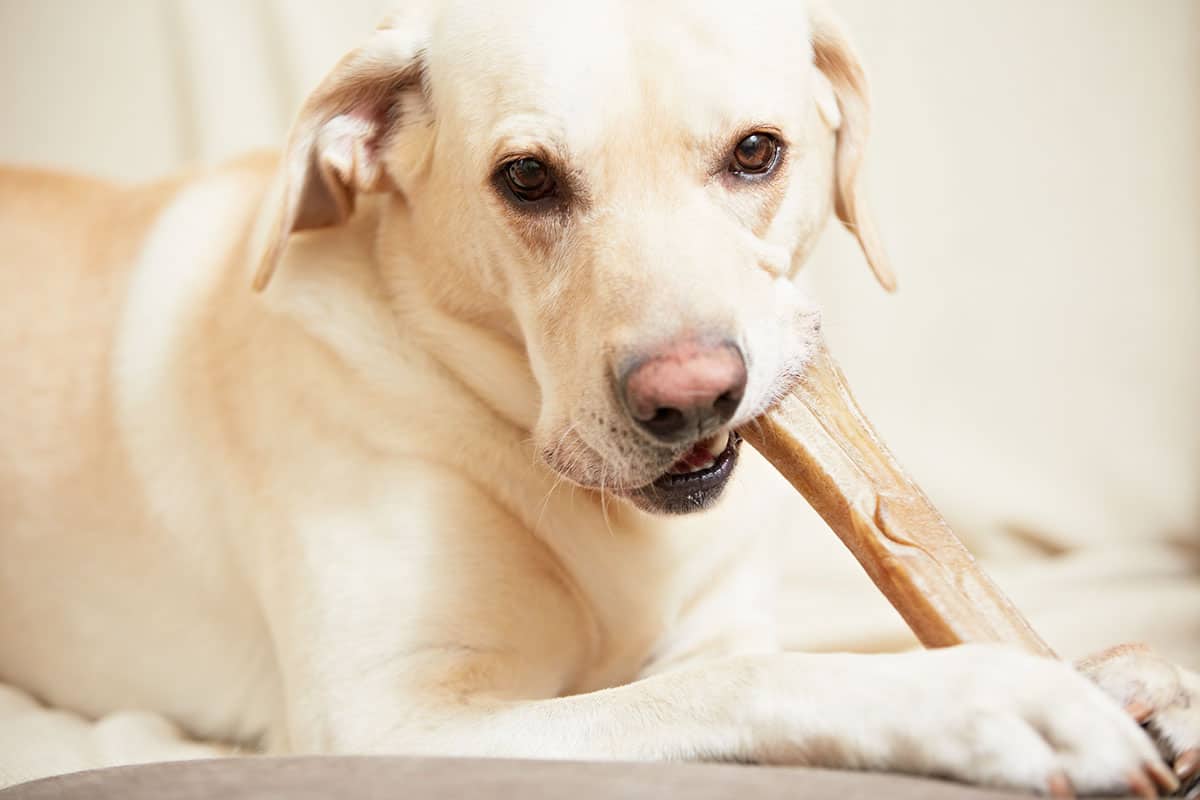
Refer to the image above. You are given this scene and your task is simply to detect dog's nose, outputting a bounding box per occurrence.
[621,341,747,443]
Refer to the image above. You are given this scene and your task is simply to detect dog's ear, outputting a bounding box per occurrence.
[810,5,896,292]
[252,20,427,291]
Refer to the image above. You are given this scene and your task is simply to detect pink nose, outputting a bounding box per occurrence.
[621,340,746,443]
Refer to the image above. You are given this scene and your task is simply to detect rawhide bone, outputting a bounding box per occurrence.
[740,337,1055,657]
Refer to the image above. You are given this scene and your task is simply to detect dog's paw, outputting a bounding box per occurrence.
[1078,643,1200,794]
[893,646,1178,798]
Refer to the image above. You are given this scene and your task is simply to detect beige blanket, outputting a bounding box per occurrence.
[3,538,1196,788]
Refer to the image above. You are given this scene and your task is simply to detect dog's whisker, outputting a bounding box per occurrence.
[533,473,565,537]
[597,463,617,539]
[534,423,579,535]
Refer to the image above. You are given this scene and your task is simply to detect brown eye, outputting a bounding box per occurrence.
[731,133,780,175]
[503,157,557,201]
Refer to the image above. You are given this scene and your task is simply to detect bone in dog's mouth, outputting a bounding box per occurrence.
[631,430,743,514]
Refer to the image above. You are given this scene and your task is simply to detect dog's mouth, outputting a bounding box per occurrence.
[629,429,742,514]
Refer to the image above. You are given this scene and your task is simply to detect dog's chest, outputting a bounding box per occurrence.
[537,499,776,694]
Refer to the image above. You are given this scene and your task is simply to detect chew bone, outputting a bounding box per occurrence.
[741,338,1055,657]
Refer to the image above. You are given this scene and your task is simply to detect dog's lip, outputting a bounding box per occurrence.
[626,431,742,514]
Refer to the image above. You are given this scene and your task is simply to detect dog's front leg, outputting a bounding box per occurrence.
[453,651,1177,791]
[283,641,1173,796]
[262,473,1171,796]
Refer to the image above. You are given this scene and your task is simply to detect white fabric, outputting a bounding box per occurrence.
[0,684,225,788]
[0,0,1196,788]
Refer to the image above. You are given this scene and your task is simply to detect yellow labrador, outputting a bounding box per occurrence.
[1,1,1196,794]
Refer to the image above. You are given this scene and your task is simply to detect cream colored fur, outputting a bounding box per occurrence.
[1,1,1196,795]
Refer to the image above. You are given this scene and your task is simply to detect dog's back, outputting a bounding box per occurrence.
[0,161,281,740]
[0,167,173,570]
[0,166,181,463]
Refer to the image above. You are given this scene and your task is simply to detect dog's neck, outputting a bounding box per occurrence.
[257,193,543,437]
[378,197,545,435]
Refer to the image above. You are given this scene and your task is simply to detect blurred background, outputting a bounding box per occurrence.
[0,2,1197,652]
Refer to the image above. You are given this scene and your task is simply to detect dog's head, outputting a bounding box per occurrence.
[255,0,891,515]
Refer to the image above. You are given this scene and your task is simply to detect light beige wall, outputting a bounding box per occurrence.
[813,1,1200,553]
[1,1,1196,552]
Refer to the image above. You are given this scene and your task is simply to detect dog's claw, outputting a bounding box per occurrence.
[1178,749,1200,780]
[1147,760,1180,795]
[1127,768,1160,799]
[1127,699,1155,724]
[1047,771,1075,799]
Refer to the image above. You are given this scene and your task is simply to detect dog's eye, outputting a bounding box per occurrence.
[730,133,780,176]
[502,157,557,202]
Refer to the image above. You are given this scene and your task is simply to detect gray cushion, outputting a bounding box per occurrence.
[0,756,1110,799]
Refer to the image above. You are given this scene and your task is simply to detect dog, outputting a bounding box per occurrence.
[1,1,1196,794]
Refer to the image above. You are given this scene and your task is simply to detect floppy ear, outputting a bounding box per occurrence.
[810,5,896,292]
[252,21,427,291]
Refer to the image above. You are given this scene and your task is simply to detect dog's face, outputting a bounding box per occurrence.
[255,0,892,515]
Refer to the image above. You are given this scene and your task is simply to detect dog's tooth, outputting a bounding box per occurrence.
[705,430,730,457]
